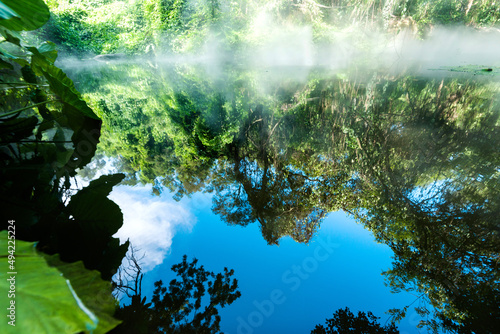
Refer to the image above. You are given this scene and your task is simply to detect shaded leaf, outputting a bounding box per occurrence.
[30,52,98,119]
[0,231,98,333]
[0,26,21,45]
[0,1,18,20]
[0,43,25,61]
[63,105,102,174]
[37,41,57,64]
[35,120,55,140]
[0,0,49,31]
[66,174,125,235]
[0,57,13,69]
[44,254,122,334]
[0,115,38,142]
[49,174,128,280]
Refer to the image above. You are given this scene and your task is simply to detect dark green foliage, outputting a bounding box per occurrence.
[0,42,126,275]
[0,2,126,332]
[38,0,228,55]
[311,307,399,334]
[40,9,97,56]
[38,174,129,280]
[0,0,128,281]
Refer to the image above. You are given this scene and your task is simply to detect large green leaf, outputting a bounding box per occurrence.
[0,26,21,45]
[0,231,98,333]
[0,116,38,143]
[66,174,125,235]
[37,41,58,64]
[44,255,121,334]
[0,2,18,20]
[0,0,49,31]
[30,51,99,119]
[0,57,13,69]
[54,173,128,280]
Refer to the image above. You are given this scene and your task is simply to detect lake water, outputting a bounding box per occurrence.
[59,49,500,333]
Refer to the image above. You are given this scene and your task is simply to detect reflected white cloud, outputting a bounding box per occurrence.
[110,185,195,271]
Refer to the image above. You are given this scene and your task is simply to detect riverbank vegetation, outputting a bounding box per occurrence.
[40,0,500,56]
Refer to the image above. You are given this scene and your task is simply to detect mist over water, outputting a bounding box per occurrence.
[241,25,500,72]
[57,25,500,84]
[385,26,500,74]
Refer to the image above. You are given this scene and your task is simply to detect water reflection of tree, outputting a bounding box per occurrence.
[111,249,241,334]
[311,307,399,334]
[344,77,500,333]
[78,66,500,332]
[205,75,499,331]
[203,98,359,244]
[212,158,328,244]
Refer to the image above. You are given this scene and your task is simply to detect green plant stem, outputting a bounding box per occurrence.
[2,140,72,143]
[0,83,50,90]
[0,82,43,85]
[0,100,58,118]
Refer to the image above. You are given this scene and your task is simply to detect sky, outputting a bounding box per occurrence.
[110,184,428,334]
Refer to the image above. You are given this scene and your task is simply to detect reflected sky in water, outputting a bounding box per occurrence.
[110,184,425,333]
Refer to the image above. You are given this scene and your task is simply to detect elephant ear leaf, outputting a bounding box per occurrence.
[0,2,18,20]
[0,0,50,31]
[66,173,126,236]
[0,231,119,333]
[37,41,58,64]
[58,173,127,280]
[30,50,99,120]
[44,254,122,334]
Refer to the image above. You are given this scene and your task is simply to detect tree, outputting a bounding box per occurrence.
[111,254,241,334]
[311,307,399,334]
